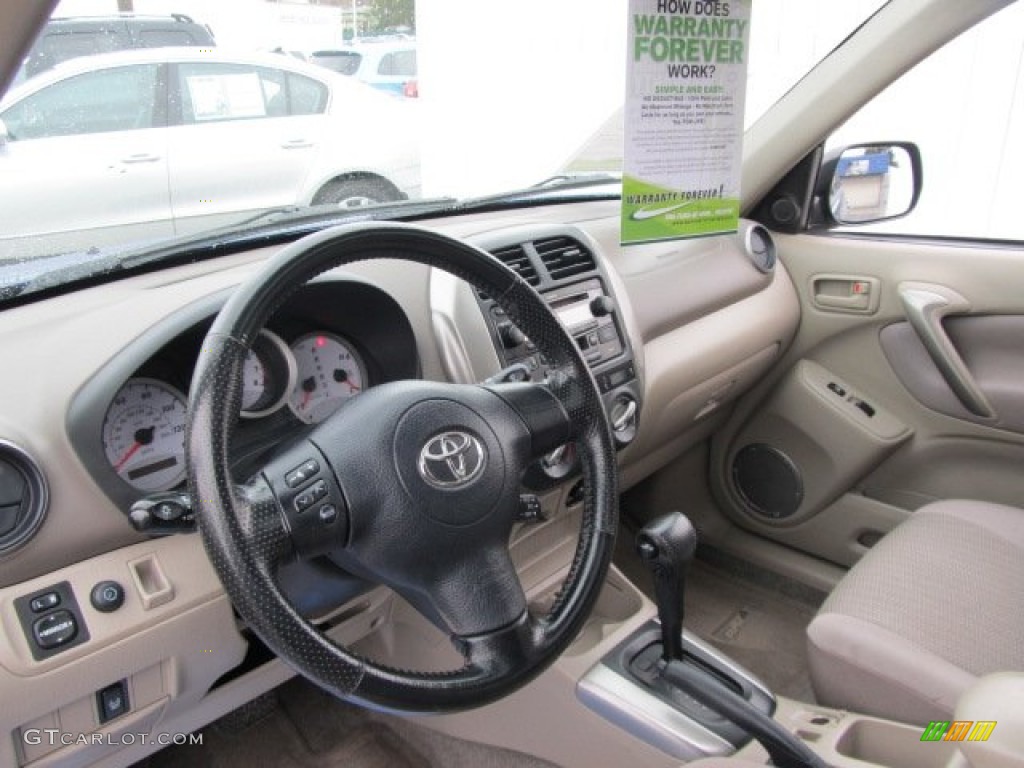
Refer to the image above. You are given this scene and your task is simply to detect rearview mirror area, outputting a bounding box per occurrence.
[824,143,922,225]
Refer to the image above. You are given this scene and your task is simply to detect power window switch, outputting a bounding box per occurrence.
[850,397,876,418]
[97,680,130,724]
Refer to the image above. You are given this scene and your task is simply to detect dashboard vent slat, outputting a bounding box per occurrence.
[535,237,595,282]
[490,244,540,287]
[0,440,48,554]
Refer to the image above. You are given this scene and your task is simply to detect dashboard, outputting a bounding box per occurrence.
[0,200,800,767]
[66,280,419,519]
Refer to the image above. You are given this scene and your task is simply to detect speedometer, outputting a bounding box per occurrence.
[289,332,367,424]
[102,378,187,492]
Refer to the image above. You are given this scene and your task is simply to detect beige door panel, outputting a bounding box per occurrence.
[882,313,1024,433]
[709,233,1024,567]
[862,436,1024,512]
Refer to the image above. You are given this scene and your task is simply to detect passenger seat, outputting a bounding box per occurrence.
[806,499,1024,725]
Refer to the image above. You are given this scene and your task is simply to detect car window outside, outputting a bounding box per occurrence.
[310,52,361,76]
[138,29,202,47]
[826,1,1024,242]
[378,50,415,77]
[32,30,122,77]
[3,64,158,139]
[178,63,286,123]
[287,73,328,116]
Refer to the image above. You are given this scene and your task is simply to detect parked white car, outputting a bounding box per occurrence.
[0,48,420,259]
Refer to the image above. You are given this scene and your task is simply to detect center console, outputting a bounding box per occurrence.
[472,234,801,761]
[474,228,642,454]
[575,511,827,766]
[579,624,776,761]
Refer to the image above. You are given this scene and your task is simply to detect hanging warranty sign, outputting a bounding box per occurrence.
[622,0,751,244]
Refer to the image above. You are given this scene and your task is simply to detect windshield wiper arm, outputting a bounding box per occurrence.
[116,196,460,271]
[0,198,462,306]
[531,171,623,189]
[223,205,306,230]
[451,173,622,212]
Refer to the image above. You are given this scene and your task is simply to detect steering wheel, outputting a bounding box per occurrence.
[187,222,618,712]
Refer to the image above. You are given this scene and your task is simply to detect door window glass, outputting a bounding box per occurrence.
[2,64,158,140]
[138,29,200,47]
[287,73,328,116]
[177,63,286,123]
[826,2,1024,241]
[378,50,416,77]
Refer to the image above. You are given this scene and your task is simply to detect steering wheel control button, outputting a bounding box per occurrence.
[292,479,328,513]
[310,480,328,502]
[90,581,125,613]
[293,490,315,513]
[516,494,546,523]
[29,592,60,613]
[318,504,338,525]
[97,680,130,724]
[32,610,78,650]
[418,431,487,489]
[263,442,349,558]
[285,459,320,488]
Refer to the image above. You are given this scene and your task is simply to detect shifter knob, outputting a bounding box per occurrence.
[636,512,697,662]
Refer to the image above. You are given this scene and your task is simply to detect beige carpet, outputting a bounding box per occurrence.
[140,677,557,768]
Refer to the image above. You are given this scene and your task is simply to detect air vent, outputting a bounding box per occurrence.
[490,244,540,286]
[0,440,48,554]
[743,224,776,274]
[535,237,595,282]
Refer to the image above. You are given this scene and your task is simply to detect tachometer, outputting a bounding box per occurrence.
[289,332,367,424]
[240,329,296,418]
[102,378,187,492]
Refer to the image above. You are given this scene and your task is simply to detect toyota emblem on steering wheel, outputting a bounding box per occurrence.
[418,431,487,489]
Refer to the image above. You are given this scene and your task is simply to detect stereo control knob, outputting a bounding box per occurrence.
[609,396,639,446]
[498,323,527,349]
[589,296,616,317]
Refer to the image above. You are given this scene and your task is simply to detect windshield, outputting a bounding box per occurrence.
[0,0,885,296]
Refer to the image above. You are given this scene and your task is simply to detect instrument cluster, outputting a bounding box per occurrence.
[93,280,417,495]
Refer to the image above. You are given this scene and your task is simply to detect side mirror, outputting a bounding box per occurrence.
[820,142,922,226]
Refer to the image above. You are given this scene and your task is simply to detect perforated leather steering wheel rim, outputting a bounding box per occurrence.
[187,221,618,712]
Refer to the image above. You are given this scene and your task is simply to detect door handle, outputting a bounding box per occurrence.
[898,282,994,418]
[120,153,160,164]
[281,139,313,149]
[811,275,879,313]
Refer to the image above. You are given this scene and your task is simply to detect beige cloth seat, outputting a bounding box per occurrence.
[806,499,1024,725]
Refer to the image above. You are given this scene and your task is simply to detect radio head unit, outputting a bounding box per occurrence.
[474,232,641,457]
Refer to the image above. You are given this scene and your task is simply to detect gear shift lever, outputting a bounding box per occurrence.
[635,512,697,662]
[634,512,827,768]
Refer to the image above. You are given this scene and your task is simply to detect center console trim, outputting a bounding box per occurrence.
[577,626,775,761]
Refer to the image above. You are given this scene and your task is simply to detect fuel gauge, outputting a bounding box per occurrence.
[289,332,367,424]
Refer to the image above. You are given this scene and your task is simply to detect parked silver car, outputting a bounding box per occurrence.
[0,47,420,259]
